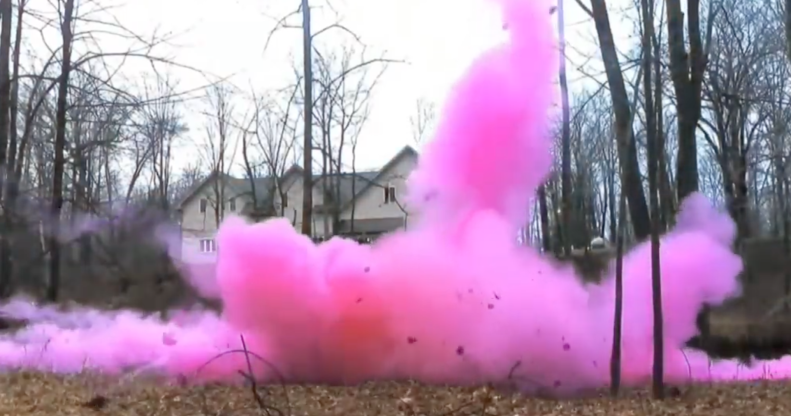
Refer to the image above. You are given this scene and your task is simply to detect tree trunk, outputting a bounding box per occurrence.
[241,132,259,210]
[47,0,75,302]
[608,173,616,240]
[557,0,572,256]
[78,155,91,264]
[321,144,330,237]
[599,179,608,237]
[0,0,12,296]
[589,0,651,240]
[666,0,708,201]
[537,184,551,252]
[610,171,627,396]
[731,153,750,240]
[783,175,790,311]
[2,0,25,297]
[785,0,791,64]
[653,27,672,230]
[350,146,357,235]
[779,162,791,310]
[642,0,664,398]
[300,0,314,237]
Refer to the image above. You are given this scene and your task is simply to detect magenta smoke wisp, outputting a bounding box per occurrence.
[1,0,791,394]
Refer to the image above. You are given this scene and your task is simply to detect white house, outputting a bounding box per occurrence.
[174,145,419,262]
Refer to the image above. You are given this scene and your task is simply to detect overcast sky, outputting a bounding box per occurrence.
[72,0,638,173]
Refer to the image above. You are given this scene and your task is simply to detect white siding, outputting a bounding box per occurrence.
[284,176,337,238]
[179,177,251,262]
[340,153,418,222]
[178,148,419,258]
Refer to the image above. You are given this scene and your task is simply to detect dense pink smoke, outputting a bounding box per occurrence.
[1,0,791,394]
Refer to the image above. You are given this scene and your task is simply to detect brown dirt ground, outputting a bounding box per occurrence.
[1,373,790,416]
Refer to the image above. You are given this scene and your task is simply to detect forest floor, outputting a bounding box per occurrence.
[0,372,790,416]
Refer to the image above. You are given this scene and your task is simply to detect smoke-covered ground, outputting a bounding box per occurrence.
[1,0,790,397]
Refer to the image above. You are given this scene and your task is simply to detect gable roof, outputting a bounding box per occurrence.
[336,145,418,213]
[174,165,302,210]
[175,145,419,213]
[314,170,380,213]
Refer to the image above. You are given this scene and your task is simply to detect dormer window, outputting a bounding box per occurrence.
[384,185,396,204]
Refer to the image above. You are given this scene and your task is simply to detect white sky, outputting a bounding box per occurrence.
[38,0,639,173]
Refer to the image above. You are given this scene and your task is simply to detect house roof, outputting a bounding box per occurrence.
[174,164,303,210]
[313,170,380,213]
[336,145,418,213]
[175,145,419,213]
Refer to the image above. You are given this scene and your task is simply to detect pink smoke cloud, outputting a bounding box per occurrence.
[0,0,789,396]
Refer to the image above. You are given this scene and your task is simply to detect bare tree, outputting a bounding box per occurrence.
[786,0,791,62]
[300,0,314,236]
[140,76,186,213]
[610,160,627,396]
[410,97,436,146]
[64,72,132,265]
[0,0,21,295]
[247,83,300,220]
[239,110,260,213]
[45,0,76,302]
[665,0,716,201]
[312,44,390,235]
[652,3,673,230]
[0,0,211,300]
[700,0,778,240]
[0,0,10,182]
[264,0,398,238]
[580,0,651,240]
[639,0,665,399]
[537,184,552,252]
[200,84,239,228]
[558,0,573,256]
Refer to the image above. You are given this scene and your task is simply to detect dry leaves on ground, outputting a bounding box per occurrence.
[0,372,789,416]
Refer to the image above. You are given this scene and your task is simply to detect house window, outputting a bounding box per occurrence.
[384,185,396,204]
[199,239,217,253]
[229,198,236,212]
[199,198,207,213]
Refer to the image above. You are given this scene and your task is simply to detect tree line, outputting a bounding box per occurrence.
[0,0,398,306]
[546,0,791,399]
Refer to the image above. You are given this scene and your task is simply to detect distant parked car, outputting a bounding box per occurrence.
[590,237,609,250]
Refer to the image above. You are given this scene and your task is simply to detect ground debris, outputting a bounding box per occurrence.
[0,372,789,415]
